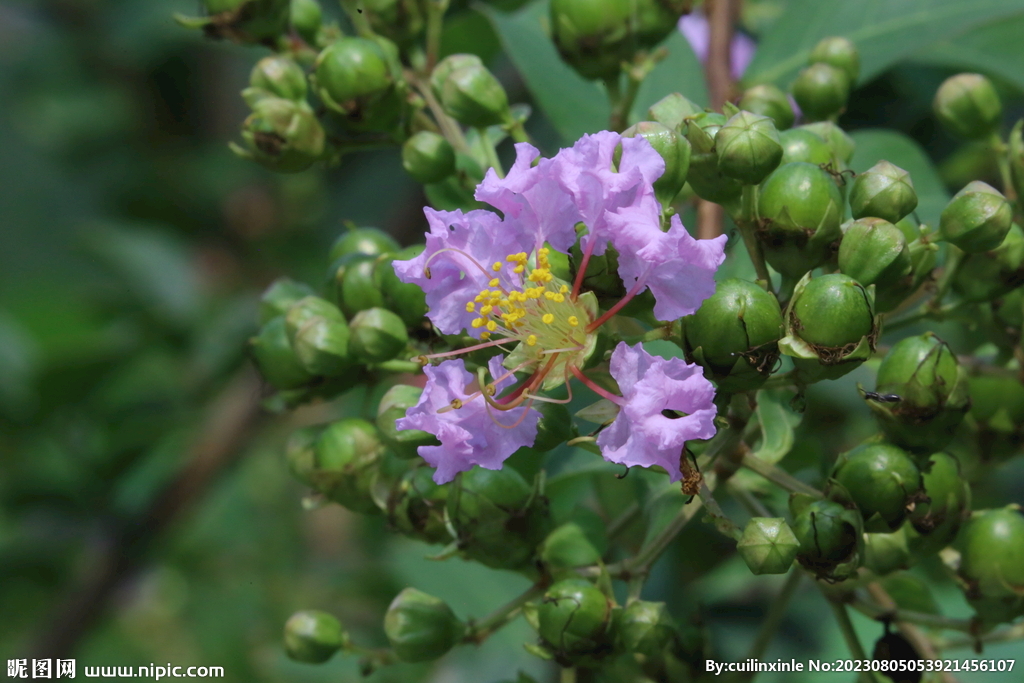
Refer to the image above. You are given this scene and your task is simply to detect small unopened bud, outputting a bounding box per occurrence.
[791,63,850,122]
[808,36,860,84]
[684,112,743,205]
[438,61,511,128]
[349,307,409,363]
[362,0,426,47]
[377,384,437,459]
[800,121,855,164]
[334,253,387,317]
[285,296,354,376]
[647,92,702,131]
[549,0,633,80]
[329,227,400,261]
[312,37,394,116]
[250,316,313,389]
[402,131,456,184]
[953,223,1024,302]
[779,128,832,166]
[233,97,325,173]
[312,418,384,513]
[739,84,795,130]
[617,600,676,660]
[939,180,1013,253]
[387,466,450,544]
[285,425,321,486]
[849,160,918,223]
[622,121,691,205]
[737,517,800,575]
[539,520,604,570]
[284,610,346,664]
[384,588,464,662]
[259,277,316,325]
[839,218,912,289]
[377,245,428,327]
[290,0,322,44]
[934,73,1002,140]
[246,55,307,103]
[715,111,783,185]
[1009,120,1024,207]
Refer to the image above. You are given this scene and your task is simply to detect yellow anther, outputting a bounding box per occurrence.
[554,294,565,303]
[499,298,509,307]
[492,261,502,272]
[513,265,525,273]
[560,284,569,294]
[542,313,554,324]
[480,331,491,340]
[450,398,463,410]
[568,316,579,327]
[544,291,556,300]
[486,320,497,332]
[526,335,538,346]
[517,252,527,261]
[489,278,500,287]
[466,302,476,312]
[472,318,485,328]
[539,247,550,256]
[507,254,516,261]
[480,305,493,315]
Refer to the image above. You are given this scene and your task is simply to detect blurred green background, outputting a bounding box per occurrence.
[1,1,1023,681]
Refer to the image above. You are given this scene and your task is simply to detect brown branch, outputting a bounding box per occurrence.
[706,0,737,111]
[697,198,724,240]
[30,367,266,659]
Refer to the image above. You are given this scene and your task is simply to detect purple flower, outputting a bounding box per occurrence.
[397,355,540,484]
[392,207,531,336]
[598,343,718,482]
[679,12,756,80]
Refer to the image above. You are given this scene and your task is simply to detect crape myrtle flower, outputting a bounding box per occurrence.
[395,132,727,484]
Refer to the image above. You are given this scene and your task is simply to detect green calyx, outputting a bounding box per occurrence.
[968,375,1024,463]
[384,588,464,662]
[683,278,784,393]
[939,181,1012,253]
[684,112,744,206]
[284,296,354,376]
[799,121,855,164]
[849,160,918,224]
[539,515,606,571]
[387,466,450,545]
[622,121,691,206]
[245,55,307,103]
[952,223,1024,302]
[715,111,783,185]
[736,517,800,575]
[361,0,426,47]
[790,494,864,581]
[329,253,387,318]
[284,610,347,663]
[259,277,316,325]
[780,273,877,382]
[739,84,794,131]
[311,418,385,514]
[402,131,456,184]
[616,600,677,662]
[536,579,613,656]
[863,527,912,576]
[866,332,969,454]
[549,0,633,80]
[808,36,860,84]
[438,61,511,128]
[791,63,850,122]
[756,162,844,278]
[831,442,923,533]
[934,73,1003,140]
[907,452,971,556]
[290,0,322,44]
[376,384,438,459]
[377,245,429,327]
[778,128,832,166]
[647,92,703,132]
[838,218,912,312]
[349,307,409,363]
[232,97,325,173]
[312,37,395,116]
[250,316,314,390]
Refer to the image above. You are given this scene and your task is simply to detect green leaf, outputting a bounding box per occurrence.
[479,0,608,143]
[753,387,801,463]
[848,129,949,227]
[744,0,1024,88]
[909,12,1024,93]
[631,30,709,123]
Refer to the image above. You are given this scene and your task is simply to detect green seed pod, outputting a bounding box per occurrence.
[330,227,400,261]
[684,112,743,205]
[402,131,456,184]
[283,610,346,663]
[968,375,1024,463]
[312,37,394,117]
[245,55,307,103]
[311,418,384,513]
[285,425,321,486]
[739,84,795,131]
[867,332,970,454]
[197,0,291,44]
[907,452,971,556]
[349,307,409,363]
[377,245,429,327]
[616,600,676,663]
[808,36,860,84]
[429,54,482,99]
[361,0,426,47]
[647,92,703,132]
[438,62,511,128]
[849,160,919,223]
[259,277,316,325]
[778,128,832,166]
[377,384,438,460]
[387,466,450,544]
[791,63,851,122]
[800,121,856,164]
[630,0,687,48]
[539,520,603,571]
[756,162,844,278]
[447,466,551,570]
[533,401,579,452]
[933,73,1002,140]
[832,442,923,533]
[838,218,912,311]
[682,278,784,392]
[957,507,1024,625]
[621,121,691,206]
[791,496,864,581]
[250,316,314,389]
[780,273,877,381]
[284,296,354,376]
[290,0,322,44]
[715,111,783,185]
[537,579,613,656]
[549,0,632,80]
[338,254,387,317]
[863,527,912,576]
[736,517,800,575]
[952,223,1024,302]
[384,588,464,662]
[1010,119,1024,209]
[232,97,325,173]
